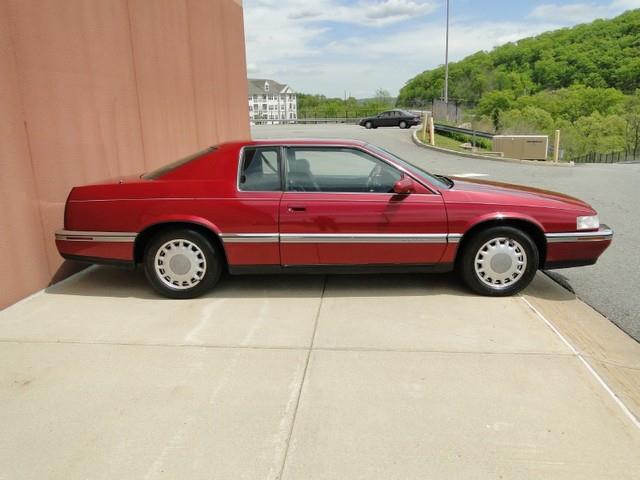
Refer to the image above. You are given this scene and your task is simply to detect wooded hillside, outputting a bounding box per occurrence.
[398,10,640,105]
[397,10,640,159]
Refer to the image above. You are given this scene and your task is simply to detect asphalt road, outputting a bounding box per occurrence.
[252,123,640,341]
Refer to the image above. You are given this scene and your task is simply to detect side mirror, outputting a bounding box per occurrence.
[393,177,415,194]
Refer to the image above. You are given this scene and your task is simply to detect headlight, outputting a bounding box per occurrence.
[577,215,599,230]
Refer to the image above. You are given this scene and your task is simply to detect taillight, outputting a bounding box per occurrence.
[63,188,75,229]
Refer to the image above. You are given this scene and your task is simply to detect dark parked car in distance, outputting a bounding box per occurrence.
[359,109,421,129]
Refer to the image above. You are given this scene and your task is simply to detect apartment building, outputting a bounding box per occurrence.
[248,78,297,124]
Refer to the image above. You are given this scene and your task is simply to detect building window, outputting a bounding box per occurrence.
[264,82,269,92]
[262,103,267,110]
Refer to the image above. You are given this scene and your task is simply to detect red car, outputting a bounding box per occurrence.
[55,139,613,298]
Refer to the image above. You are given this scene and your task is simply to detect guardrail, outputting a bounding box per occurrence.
[433,123,494,139]
[253,119,497,138]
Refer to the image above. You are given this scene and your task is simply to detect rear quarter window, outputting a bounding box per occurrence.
[142,147,216,180]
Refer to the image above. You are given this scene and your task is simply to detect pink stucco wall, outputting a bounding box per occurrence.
[0,0,250,309]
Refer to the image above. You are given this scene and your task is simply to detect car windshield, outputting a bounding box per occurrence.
[141,147,216,180]
[366,144,451,189]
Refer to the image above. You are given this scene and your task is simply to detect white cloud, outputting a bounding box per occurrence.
[244,0,639,98]
[243,0,437,91]
[251,18,556,98]
[610,0,640,8]
[530,3,609,23]
[529,0,639,24]
[362,0,436,23]
[281,0,436,27]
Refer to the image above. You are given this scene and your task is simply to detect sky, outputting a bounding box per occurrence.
[243,0,640,98]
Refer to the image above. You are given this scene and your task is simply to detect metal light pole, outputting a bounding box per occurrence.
[444,0,450,106]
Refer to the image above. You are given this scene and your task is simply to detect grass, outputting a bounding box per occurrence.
[418,130,492,153]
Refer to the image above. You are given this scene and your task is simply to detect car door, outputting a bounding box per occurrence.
[279,146,448,266]
[392,110,402,126]
[224,145,283,267]
[376,111,392,127]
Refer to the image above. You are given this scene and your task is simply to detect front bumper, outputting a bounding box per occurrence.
[543,225,613,269]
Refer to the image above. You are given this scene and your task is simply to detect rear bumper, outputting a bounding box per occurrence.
[543,225,613,270]
[55,229,136,265]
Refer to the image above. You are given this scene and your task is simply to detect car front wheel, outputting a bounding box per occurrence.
[399,120,408,129]
[365,121,373,129]
[458,226,538,296]
[144,229,222,299]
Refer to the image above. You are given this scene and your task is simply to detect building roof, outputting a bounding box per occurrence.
[248,78,295,95]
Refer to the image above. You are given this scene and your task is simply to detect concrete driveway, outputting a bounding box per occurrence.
[252,124,640,341]
[1,267,639,479]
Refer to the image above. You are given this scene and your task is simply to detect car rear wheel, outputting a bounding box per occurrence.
[399,120,408,129]
[365,121,373,129]
[458,226,538,296]
[144,229,222,299]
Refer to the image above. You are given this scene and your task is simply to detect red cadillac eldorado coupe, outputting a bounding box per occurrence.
[55,139,613,298]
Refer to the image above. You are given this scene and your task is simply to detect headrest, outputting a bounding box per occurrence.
[290,158,311,173]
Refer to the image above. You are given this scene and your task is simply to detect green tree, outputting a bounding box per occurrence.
[398,9,640,107]
[501,106,555,134]
[477,90,514,117]
[621,90,640,154]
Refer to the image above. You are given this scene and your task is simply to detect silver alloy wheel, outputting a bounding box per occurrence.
[474,237,527,289]
[154,239,207,290]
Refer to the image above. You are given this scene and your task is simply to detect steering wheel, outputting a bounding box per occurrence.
[366,164,384,192]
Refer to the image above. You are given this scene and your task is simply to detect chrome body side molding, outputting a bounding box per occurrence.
[55,230,137,243]
[220,233,463,244]
[220,233,280,244]
[545,225,613,243]
[280,233,449,244]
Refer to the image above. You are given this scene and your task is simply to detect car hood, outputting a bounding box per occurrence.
[446,177,593,211]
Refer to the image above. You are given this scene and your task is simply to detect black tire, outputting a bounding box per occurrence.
[143,228,222,299]
[457,226,538,296]
[399,120,408,129]
[365,121,373,129]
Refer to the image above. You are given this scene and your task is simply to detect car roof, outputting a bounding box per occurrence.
[219,138,368,148]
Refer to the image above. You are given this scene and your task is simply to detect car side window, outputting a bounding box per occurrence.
[285,147,401,193]
[239,147,281,191]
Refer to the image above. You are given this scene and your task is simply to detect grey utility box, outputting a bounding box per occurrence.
[492,135,549,160]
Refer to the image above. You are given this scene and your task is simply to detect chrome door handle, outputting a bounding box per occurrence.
[288,206,306,212]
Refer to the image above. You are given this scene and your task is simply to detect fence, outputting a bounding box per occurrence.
[296,108,397,124]
[401,98,470,124]
[253,107,425,125]
[570,150,640,164]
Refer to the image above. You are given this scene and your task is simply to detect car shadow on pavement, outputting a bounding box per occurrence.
[45,262,577,302]
[43,263,494,300]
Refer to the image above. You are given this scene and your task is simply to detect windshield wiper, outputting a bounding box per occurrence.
[435,174,454,188]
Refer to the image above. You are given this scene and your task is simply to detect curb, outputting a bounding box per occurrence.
[412,129,574,167]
